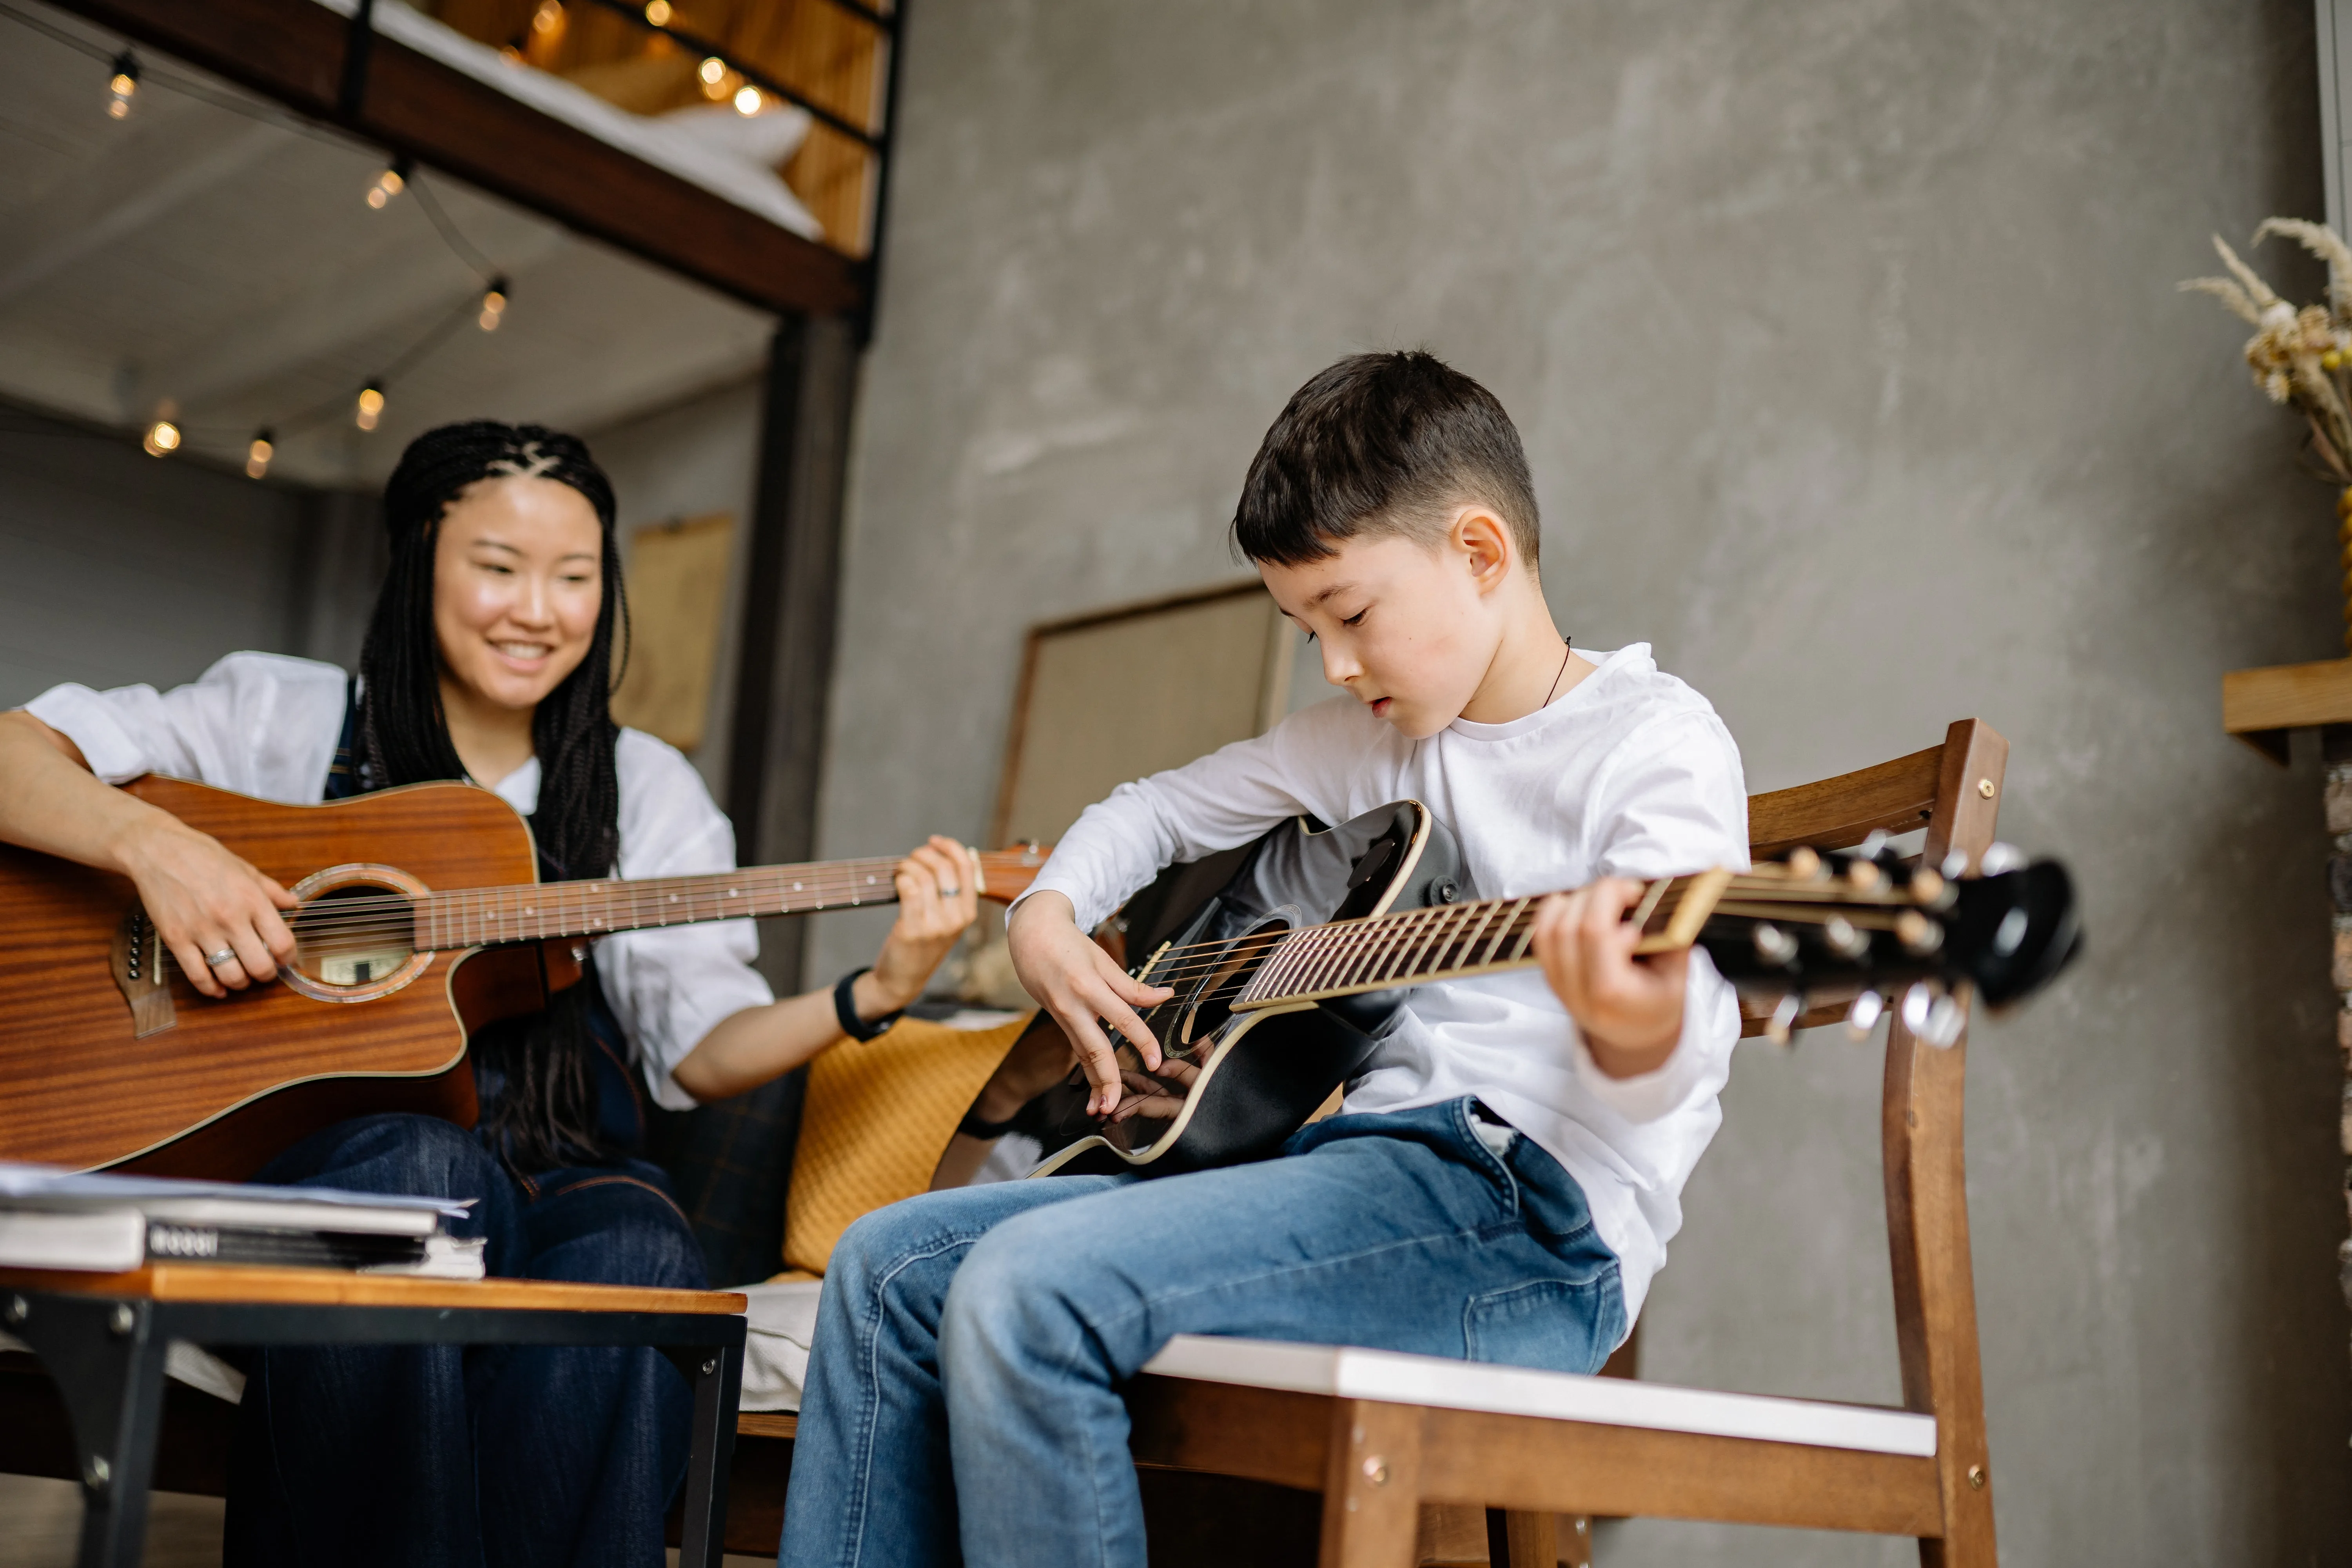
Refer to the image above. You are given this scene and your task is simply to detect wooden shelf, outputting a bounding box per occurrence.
[2222,657,2352,763]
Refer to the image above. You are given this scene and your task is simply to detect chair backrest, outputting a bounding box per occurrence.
[1741,717,2006,1554]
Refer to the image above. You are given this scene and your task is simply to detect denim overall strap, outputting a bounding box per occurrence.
[321,677,365,800]
[320,681,644,1158]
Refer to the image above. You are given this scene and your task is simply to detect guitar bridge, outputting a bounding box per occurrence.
[111,905,177,1038]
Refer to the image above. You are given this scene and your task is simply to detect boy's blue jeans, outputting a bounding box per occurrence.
[780,1096,1628,1568]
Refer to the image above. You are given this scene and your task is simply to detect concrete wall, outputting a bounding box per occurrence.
[0,412,311,710]
[813,0,2351,1559]
[586,373,767,800]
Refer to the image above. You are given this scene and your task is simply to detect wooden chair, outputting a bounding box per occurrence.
[1124,718,2011,1567]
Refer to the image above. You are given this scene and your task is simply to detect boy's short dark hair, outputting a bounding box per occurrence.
[1232,350,1539,568]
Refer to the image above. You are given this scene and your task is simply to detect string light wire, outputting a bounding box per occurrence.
[0,3,517,476]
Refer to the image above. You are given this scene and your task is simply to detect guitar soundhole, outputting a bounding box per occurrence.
[1096,921,1284,1156]
[286,877,425,1001]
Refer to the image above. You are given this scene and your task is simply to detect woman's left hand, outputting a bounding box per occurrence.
[860,836,984,1017]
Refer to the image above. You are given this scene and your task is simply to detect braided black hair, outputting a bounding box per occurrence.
[358,419,632,1176]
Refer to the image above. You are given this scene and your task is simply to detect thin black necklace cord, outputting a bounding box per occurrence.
[1542,635,1575,708]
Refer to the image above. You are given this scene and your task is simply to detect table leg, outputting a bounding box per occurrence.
[2,1293,169,1568]
[667,1338,743,1568]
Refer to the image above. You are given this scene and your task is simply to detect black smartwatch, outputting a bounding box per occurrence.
[833,967,904,1042]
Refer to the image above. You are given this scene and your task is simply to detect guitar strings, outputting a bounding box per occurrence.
[250,850,1041,948]
[1084,874,1913,999]
[1102,889,1918,1060]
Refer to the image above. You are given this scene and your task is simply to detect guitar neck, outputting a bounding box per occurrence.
[410,849,1042,952]
[1232,859,1946,1011]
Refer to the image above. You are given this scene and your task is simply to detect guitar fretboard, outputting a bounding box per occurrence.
[1232,891,1559,1007]
[1229,867,1775,1009]
[410,858,937,951]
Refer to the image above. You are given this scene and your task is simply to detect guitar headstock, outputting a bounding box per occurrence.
[1651,837,2079,1047]
[975,842,1053,904]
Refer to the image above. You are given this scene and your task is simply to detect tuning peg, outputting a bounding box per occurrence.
[1845,857,1889,893]
[1920,992,1967,1047]
[1822,915,1868,960]
[1764,991,1802,1047]
[1782,846,1824,880]
[1991,904,2030,956]
[1905,866,1949,907]
[1751,922,1799,966]
[1940,847,1970,879]
[1844,989,1885,1040]
[1978,842,2025,876]
[1893,909,1944,956]
[1895,982,1967,1047]
[1856,830,1889,860]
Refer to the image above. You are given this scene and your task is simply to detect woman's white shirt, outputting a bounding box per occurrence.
[24,651,774,1111]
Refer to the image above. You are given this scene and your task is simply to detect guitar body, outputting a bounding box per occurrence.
[1027,800,1465,1180]
[0,776,554,1178]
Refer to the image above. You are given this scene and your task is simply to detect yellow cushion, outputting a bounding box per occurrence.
[781,1014,1034,1276]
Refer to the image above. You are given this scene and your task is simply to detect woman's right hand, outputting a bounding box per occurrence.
[116,817,299,997]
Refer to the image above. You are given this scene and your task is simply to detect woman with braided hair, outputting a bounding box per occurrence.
[0,419,984,1566]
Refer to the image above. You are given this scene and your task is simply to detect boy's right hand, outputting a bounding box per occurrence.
[1006,891,1174,1116]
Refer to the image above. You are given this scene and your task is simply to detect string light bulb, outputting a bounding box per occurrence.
[479,276,510,332]
[643,0,671,23]
[366,157,411,210]
[733,83,762,115]
[355,385,385,431]
[107,52,139,119]
[697,56,726,85]
[246,430,274,480]
[142,419,181,457]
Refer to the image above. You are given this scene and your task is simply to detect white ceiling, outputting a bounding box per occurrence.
[0,1,777,487]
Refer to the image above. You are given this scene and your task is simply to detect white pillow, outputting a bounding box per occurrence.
[657,102,813,169]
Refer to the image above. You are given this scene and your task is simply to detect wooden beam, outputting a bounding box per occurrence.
[727,312,861,984]
[2223,656,2352,765]
[53,0,866,319]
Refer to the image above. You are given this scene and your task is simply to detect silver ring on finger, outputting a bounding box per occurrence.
[205,948,238,968]
[939,884,959,898]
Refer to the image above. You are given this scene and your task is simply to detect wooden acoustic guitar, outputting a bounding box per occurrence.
[0,775,1047,1179]
[1016,799,2078,1179]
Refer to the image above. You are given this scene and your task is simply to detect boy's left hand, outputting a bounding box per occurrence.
[1531,878,1687,1079]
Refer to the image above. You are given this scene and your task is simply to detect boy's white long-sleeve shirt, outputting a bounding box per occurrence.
[1021,642,1749,1325]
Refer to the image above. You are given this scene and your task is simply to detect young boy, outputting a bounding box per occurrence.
[779,351,1748,1568]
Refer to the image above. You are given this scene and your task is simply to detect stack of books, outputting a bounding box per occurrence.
[0,1163,487,1279]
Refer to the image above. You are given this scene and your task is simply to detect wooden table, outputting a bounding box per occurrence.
[0,1264,748,1568]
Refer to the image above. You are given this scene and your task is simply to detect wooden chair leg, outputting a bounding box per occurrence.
[1556,1513,1592,1567]
[1481,1509,1557,1567]
[1414,1503,1487,1565]
[1318,1399,1423,1568]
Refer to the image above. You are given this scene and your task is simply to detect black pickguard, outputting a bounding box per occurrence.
[1020,800,1466,1180]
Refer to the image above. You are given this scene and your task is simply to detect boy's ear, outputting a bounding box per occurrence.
[1450,506,1516,592]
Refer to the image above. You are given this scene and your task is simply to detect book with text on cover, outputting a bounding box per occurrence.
[0,1162,486,1279]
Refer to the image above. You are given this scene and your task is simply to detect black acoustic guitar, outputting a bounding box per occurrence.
[1020,800,2077,1180]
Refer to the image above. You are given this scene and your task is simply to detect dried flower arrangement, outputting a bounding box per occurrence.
[2185,219,2352,651]
[2183,219,2352,479]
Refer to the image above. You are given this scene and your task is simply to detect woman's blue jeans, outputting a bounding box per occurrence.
[780,1097,1627,1568]
[220,1112,705,1568]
